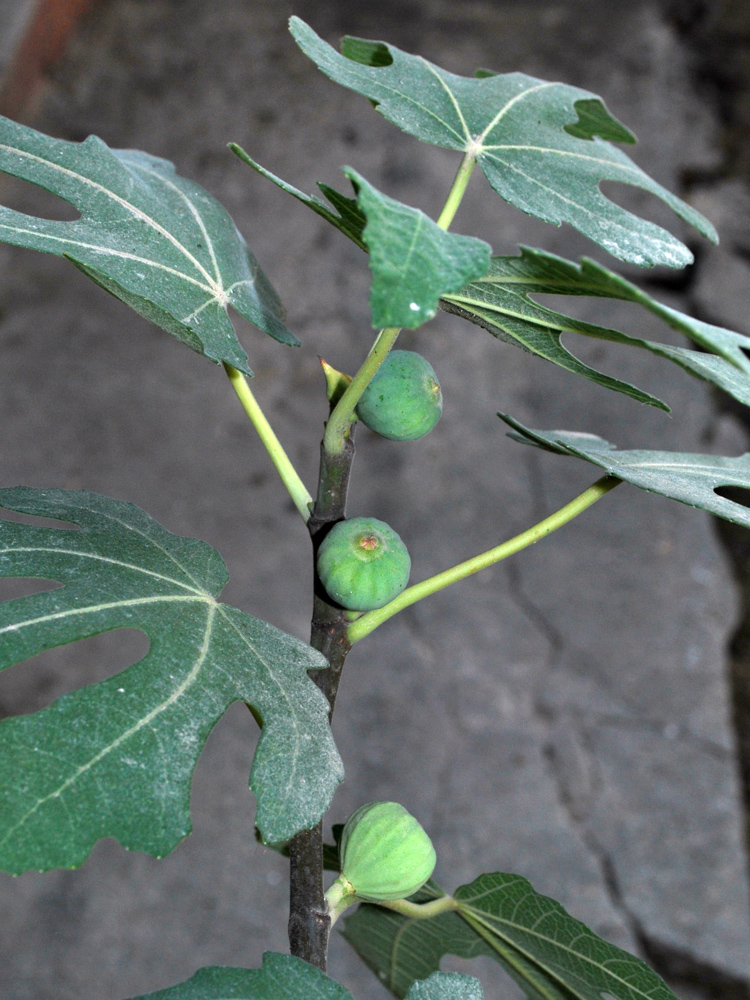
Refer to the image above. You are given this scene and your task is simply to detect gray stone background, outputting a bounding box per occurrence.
[0,1,749,999]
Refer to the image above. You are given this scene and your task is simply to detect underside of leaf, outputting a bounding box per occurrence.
[501,413,750,529]
[440,246,750,411]
[230,144,368,250]
[342,872,681,1000]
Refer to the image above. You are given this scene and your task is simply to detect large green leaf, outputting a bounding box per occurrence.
[344,168,491,328]
[123,953,483,1000]
[501,413,750,528]
[440,246,750,409]
[342,873,679,1000]
[289,18,716,268]
[0,488,343,874]
[0,117,296,373]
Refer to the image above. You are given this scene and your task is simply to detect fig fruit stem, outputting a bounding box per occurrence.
[436,151,477,230]
[223,362,313,522]
[324,874,357,928]
[323,325,402,456]
[348,474,621,642]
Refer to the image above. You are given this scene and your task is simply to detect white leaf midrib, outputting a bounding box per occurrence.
[0,601,219,853]
[0,141,225,297]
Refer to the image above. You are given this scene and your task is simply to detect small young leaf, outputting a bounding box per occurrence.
[123,952,353,999]
[501,414,750,529]
[290,18,716,267]
[344,168,491,328]
[0,118,297,374]
[342,872,681,1000]
[0,489,343,874]
[441,247,750,410]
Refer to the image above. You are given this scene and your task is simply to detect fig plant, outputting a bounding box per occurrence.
[1,13,749,1000]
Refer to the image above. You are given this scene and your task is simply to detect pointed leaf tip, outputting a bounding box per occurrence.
[230,144,367,250]
[441,246,750,410]
[501,413,750,530]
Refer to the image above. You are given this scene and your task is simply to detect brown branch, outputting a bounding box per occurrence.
[288,430,356,970]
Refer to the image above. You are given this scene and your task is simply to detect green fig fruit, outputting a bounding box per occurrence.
[357,350,442,441]
[317,516,410,611]
[338,801,436,902]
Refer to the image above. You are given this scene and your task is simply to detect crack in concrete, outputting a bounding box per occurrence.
[509,545,750,998]
[505,557,730,756]
[504,558,563,670]
[543,708,750,1000]
[589,712,733,761]
[505,561,646,947]
[668,0,750,862]
[541,733,639,935]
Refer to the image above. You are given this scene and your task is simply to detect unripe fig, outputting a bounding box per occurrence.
[339,801,436,901]
[317,516,410,611]
[357,350,442,441]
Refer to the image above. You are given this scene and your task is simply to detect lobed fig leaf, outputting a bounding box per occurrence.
[290,17,717,268]
[0,119,297,374]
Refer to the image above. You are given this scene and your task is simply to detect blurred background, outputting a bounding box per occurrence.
[0,2,749,998]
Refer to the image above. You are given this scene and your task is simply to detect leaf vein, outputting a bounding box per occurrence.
[0,142,221,292]
[0,602,217,852]
[0,545,205,594]
[0,594,209,638]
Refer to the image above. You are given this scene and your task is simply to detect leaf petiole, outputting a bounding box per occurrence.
[436,151,477,231]
[375,895,460,920]
[348,474,621,642]
[223,363,314,522]
[323,326,402,456]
